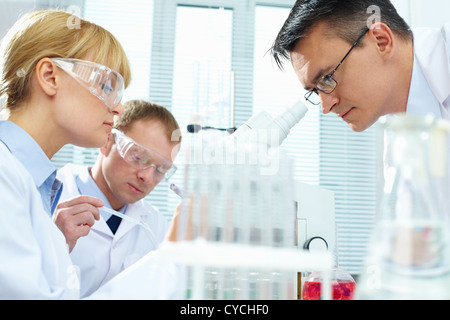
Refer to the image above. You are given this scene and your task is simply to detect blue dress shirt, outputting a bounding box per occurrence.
[0,120,62,216]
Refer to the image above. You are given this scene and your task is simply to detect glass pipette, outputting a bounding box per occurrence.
[99,206,158,247]
[170,183,184,198]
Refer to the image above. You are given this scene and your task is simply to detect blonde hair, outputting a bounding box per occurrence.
[0,10,131,110]
[114,99,182,144]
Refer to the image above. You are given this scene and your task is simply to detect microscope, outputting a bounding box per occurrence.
[187,100,335,254]
[226,100,336,256]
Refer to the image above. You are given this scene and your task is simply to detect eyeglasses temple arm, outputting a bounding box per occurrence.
[329,28,370,77]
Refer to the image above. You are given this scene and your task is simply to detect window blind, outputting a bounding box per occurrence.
[319,115,379,273]
[51,0,158,206]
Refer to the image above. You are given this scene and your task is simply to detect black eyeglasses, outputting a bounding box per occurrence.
[304,28,370,105]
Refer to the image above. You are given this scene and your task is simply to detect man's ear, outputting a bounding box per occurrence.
[369,22,395,59]
[34,58,59,97]
[100,132,114,156]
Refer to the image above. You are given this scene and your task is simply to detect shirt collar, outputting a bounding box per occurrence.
[76,166,127,220]
[0,120,57,188]
[0,120,61,215]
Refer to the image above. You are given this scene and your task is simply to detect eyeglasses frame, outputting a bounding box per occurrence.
[304,28,370,105]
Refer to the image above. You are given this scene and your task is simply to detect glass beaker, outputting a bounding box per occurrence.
[357,114,450,300]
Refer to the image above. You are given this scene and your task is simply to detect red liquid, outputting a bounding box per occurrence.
[302,281,356,300]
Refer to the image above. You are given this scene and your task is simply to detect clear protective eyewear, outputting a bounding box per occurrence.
[112,129,177,181]
[51,58,125,109]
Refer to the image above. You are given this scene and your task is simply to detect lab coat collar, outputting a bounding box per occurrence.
[75,167,114,237]
[113,200,149,240]
[93,201,150,241]
[75,166,151,239]
[76,166,115,220]
[412,24,450,106]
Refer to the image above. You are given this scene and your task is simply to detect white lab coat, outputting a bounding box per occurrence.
[0,143,182,299]
[412,24,450,119]
[384,25,450,166]
[57,164,170,298]
[382,25,450,216]
[0,143,76,299]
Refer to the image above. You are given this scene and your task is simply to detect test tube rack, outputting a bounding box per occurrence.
[158,239,333,300]
[161,131,333,300]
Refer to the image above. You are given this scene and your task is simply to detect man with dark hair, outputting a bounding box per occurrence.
[272,0,450,132]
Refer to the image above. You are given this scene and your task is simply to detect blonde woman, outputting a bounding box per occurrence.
[0,10,181,299]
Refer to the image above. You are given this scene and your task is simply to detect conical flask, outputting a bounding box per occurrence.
[302,224,356,300]
[357,114,450,300]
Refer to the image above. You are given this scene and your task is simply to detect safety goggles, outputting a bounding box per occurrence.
[111,129,177,181]
[51,58,125,109]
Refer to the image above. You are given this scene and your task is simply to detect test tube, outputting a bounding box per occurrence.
[180,127,300,300]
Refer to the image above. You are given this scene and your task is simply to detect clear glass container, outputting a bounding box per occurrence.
[357,114,450,300]
[302,225,356,300]
[302,266,356,300]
